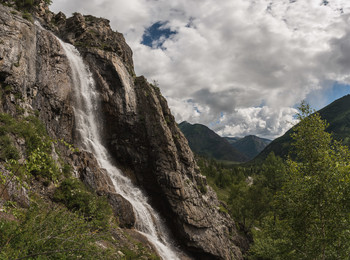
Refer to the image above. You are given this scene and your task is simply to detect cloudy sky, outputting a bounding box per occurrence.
[51,0,350,139]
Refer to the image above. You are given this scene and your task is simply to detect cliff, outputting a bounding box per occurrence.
[0,2,247,259]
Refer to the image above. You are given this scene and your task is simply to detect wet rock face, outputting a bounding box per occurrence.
[107,193,136,228]
[80,40,247,259]
[73,151,136,228]
[0,3,247,259]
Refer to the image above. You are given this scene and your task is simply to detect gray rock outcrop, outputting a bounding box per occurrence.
[0,3,248,259]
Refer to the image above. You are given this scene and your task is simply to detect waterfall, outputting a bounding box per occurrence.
[36,23,180,260]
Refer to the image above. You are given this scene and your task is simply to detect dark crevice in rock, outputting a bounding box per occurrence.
[0,71,9,83]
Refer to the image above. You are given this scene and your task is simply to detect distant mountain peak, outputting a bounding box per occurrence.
[178,122,248,162]
[224,135,271,160]
[178,122,271,162]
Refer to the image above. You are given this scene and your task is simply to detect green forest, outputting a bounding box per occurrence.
[197,103,350,259]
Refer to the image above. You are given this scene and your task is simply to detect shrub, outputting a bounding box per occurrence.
[0,135,19,161]
[25,146,60,182]
[0,113,64,183]
[13,115,50,154]
[0,202,116,259]
[53,178,113,230]
[22,11,32,21]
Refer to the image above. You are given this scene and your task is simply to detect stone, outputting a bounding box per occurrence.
[0,165,30,208]
[107,193,136,228]
[73,151,135,227]
[0,3,248,259]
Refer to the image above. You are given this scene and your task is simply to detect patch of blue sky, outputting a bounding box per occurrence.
[306,82,350,110]
[193,106,201,114]
[258,99,266,108]
[185,17,196,28]
[141,21,177,49]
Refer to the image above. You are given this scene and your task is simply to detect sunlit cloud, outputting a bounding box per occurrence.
[51,0,350,139]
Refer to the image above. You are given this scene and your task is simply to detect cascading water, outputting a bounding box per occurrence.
[36,23,180,260]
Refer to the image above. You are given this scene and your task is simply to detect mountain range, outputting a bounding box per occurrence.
[180,94,350,164]
[225,135,271,160]
[179,121,271,162]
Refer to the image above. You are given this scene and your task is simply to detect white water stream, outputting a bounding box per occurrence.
[36,23,180,259]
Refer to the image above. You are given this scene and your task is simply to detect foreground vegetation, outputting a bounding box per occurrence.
[0,112,159,259]
[199,102,350,259]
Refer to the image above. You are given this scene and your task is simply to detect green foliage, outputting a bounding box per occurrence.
[0,114,19,161]
[0,202,116,260]
[197,153,286,224]
[120,245,160,260]
[250,102,350,259]
[164,115,171,125]
[0,113,66,184]
[0,0,52,16]
[0,135,19,160]
[249,216,292,260]
[197,157,246,196]
[59,139,79,153]
[13,115,50,154]
[61,163,72,178]
[0,159,30,200]
[0,113,49,155]
[258,152,287,194]
[21,11,32,22]
[228,177,271,228]
[197,156,276,227]
[25,146,60,182]
[53,178,113,230]
[3,85,13,93]
[197,179,208,194]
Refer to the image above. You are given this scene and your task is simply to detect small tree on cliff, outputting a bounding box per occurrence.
[0,0,52,10]
[250,102,350,259]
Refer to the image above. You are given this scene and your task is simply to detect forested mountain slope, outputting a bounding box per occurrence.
[179,121,248,162]
[255,94,350,161]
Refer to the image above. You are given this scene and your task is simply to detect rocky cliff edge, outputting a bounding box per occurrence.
[0,2,248,259]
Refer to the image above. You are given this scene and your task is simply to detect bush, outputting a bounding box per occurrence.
[0,202,116,259]
[25,146,60,182]
[0,135,19,161]
[0,113,66,184]
[13,115,50,154]
[22,11,32,21]
[53,178,113,230]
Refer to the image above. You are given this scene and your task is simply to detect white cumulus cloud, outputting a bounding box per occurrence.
[51,0,350,139]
